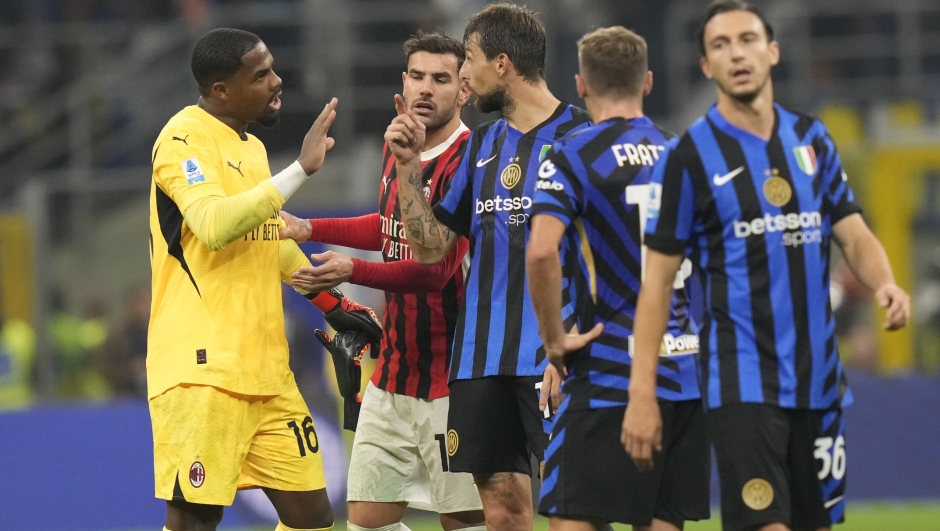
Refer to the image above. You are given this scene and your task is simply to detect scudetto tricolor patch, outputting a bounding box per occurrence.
[182,157,206,185]
[189,461,205,488]
[793,145,818,176]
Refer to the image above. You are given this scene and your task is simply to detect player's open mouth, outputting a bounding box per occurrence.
[413,101,434,115]
[732,68,751,84]
[268,94,282,112]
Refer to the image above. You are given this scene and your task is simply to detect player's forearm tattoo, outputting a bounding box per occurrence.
[400,165,451,254]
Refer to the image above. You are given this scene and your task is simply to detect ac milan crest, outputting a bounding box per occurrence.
[189,461,206,488]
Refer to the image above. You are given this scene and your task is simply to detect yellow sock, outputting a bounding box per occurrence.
[275,523,333,531]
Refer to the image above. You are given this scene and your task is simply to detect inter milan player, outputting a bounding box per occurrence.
[148,28,381,531]
[622,3,911,531]
[528,26,710,531]
[386,5,592,531]
[279,31,485,531]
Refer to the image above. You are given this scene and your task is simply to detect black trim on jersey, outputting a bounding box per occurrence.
[644,145,692,256]
[377,297,395,388]
[767,134,814,407]
[414,292,434,397]
[152,144,160,165]
[499,134,536,375]
[155,185,200,297]
[710,118,780,405]
[432,124,492,238]
[393,294,409,388]
[472,127,508,378]
[679,134,738,407]
[794,113,816,140]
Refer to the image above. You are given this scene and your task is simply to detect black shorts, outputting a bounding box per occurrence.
[708,403,847,531]
[447,376,552,475]
[538,400,710,526]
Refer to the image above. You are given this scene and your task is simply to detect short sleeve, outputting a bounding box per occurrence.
[153,128,226,214]
[644,138,696,256]
[530,146,583,227]
[814,124,862,223]
[432,133,475,237]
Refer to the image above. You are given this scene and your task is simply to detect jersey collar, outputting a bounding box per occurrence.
[706,103,780,144]
[421,121,469,162]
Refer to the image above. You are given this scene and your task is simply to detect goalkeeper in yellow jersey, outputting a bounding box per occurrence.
[148,28,381,531]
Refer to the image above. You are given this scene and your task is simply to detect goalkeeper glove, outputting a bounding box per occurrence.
[315,328,369,431]
[307,287,382,345]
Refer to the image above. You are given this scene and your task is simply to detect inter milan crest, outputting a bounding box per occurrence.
[446,429,459,456]
[793,145,818,176]
[742,478,774,510]
[501,162,522,189]
[762,168,792,207]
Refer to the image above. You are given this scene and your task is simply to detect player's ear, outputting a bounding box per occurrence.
[575,74,588,100]
[768,40,780,67]
[210,81,230,101]
[457,83,471,107]
[496,52,510,77]
[699,56,714,80]
[402,71,407,86]
[643,71,653,96]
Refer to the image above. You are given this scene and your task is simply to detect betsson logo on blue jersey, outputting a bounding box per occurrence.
[733,211,823,247]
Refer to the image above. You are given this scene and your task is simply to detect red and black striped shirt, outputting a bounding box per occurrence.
[371,125,470,399]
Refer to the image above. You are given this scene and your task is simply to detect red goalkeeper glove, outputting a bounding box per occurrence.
[306,287,382,344]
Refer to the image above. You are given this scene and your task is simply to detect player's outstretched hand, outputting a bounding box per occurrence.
[290,251,354,293]
[543,322,604,375]
[278,210,312,242]
[384,94,426,165]
[875,283,911,330]
[622,395,662,472]
[297,97,338,175]
[539,363,563,415]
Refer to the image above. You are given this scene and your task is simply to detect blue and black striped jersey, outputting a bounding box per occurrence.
[530,116,701,411]
[433,103,592,380]
[645,104,861,411]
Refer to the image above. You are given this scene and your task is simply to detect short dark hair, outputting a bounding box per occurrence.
[697,0,774,56]
[403,30,466,71]
[191,28,262,95]
[463,3,546,82]
[578,26,648,99]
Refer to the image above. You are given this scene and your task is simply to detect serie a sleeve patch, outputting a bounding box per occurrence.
[181,157,206,185]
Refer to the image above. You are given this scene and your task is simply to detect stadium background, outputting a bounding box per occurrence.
[0,0,938,529]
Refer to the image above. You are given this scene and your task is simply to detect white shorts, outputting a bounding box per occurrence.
[347,382,482,514]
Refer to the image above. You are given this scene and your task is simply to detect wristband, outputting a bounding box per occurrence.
[270,160,309,201]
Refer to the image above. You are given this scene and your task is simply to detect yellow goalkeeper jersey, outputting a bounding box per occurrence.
[148,105,303,399]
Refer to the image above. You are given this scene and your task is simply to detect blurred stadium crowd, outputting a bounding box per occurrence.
[1,0,939,413]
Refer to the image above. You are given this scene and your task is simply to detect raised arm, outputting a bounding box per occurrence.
[386,94,461,265]
[167,99,339,251]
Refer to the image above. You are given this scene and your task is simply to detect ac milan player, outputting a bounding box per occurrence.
[279,31,485,531]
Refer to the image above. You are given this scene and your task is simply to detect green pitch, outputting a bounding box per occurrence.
[119,501,940,531]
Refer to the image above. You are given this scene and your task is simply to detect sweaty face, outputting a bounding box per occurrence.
[460,36,508,114]
[402,51,466,134]
[700,10,779,103]
[228,42,283,127]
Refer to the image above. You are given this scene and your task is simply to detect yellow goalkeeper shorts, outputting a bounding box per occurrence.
[150,382,327,506]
